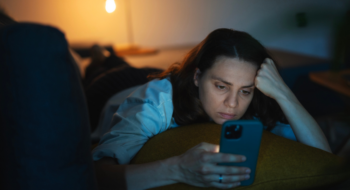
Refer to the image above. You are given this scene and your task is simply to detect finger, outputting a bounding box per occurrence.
[209,181,241,189]
[221,174,250,183]
[255,76,260,88]
[260,63,274,72]
[256,68,262,76]
[264,58,277,69]
[257,65,277,80]
[198,142,219,153]
[264,58,273,65]
[255,75,265,88]
[201,152,246,163]
[258,64,272,76]
[203,165,251,175]
[259,63,267,70]
[203,174,248,183]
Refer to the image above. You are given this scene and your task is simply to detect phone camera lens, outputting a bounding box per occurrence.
[224,125,242,139]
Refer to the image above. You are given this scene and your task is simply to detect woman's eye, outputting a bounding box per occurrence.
[216,85,226,90]
[241,90,251,95]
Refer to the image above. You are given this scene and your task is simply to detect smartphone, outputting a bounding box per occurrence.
[219,120,263,186]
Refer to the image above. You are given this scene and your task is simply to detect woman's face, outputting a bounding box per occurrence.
[194,56,258,124]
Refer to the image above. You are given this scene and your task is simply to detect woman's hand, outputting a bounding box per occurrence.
[254,58,332,153]
[175,142,251,189]
[255,58,288,100]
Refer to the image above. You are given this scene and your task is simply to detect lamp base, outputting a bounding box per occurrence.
[113,44,158,56]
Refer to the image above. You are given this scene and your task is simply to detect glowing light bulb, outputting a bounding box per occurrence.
[105,0,116,13]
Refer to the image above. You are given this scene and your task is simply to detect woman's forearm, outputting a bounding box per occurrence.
[125,156,180,190]
[95,157,180,190]
[275,86,332,153]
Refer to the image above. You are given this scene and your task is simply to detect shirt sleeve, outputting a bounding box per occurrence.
[92,78,175,164]
[270,122,297,141]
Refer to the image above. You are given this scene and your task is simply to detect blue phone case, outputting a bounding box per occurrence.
[219,120,263,186]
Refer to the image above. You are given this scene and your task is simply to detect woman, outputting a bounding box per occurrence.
[93,28,331,190]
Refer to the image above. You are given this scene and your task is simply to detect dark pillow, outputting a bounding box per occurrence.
[0,10,16,27]
[131,123,350,190]
[0,23,97,190]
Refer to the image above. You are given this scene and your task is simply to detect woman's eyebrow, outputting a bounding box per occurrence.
[211,76,232,86]
[241,84,255,88]
[211,76,255,88]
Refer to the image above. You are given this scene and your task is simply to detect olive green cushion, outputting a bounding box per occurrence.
[130,122,350,190]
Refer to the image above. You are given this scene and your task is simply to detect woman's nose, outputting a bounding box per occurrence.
[224,93,238,108]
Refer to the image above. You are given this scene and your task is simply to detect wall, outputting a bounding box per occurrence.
[1,0,349,58]
[0,0,129,45]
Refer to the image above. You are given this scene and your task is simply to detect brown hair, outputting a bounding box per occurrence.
[149,28,287,130]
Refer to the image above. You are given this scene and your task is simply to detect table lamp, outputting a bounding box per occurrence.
[105,0,157,56]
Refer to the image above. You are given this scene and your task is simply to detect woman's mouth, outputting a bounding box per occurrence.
[219,112,236,119]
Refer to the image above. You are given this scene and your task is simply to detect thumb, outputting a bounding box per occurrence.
[200,142,219,153]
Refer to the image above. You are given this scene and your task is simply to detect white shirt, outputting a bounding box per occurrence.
[92,78,297,164]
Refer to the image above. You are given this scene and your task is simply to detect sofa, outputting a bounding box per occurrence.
[1,22,349,190]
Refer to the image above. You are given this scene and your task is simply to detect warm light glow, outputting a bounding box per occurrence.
[105,0,116,13]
